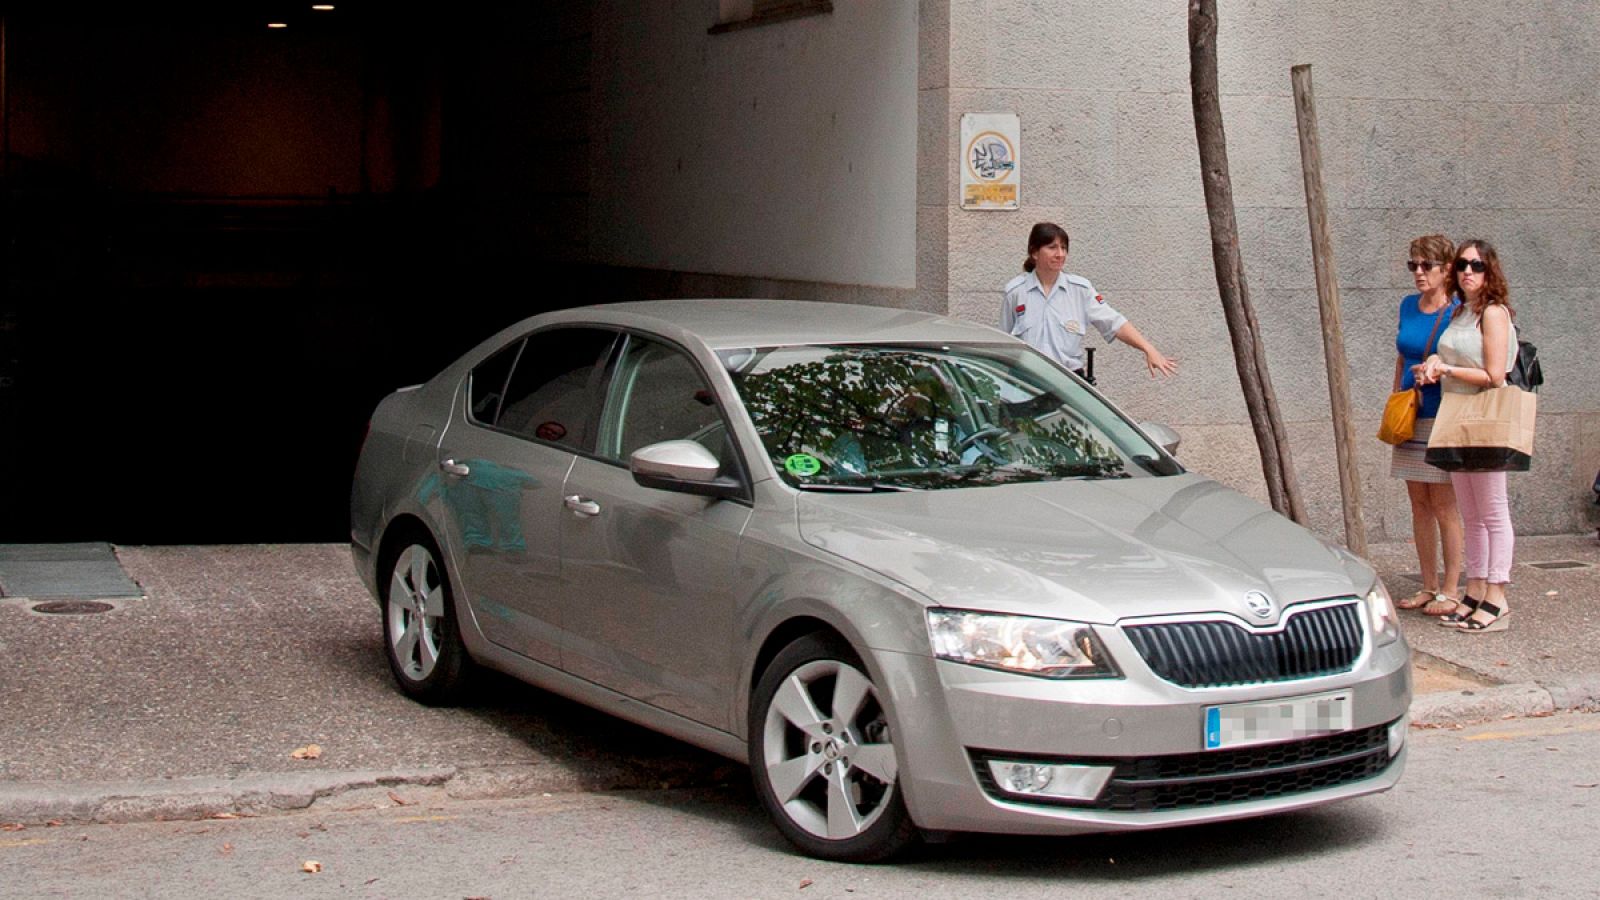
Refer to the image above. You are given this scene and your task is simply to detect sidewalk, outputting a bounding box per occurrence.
[0,536,1596,826]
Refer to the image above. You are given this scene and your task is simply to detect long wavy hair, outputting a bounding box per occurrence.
[1454,238,1513,321]
[1022,222,1070,273]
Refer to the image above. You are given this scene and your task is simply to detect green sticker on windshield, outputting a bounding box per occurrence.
[784,453,822,477]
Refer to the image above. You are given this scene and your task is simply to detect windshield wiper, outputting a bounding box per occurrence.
[794,479,918,493]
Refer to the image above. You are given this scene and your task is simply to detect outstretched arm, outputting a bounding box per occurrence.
[1114,323,1178,378]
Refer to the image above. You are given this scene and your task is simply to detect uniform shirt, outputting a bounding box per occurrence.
[999,271,1127,371]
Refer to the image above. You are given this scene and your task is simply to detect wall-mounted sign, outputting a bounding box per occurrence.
[960,113,1020,210]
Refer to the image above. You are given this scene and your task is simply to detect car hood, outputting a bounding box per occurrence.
[795,473,1363,625]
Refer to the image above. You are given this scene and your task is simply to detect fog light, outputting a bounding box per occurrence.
[1387,714,1409,757]
[986,760,1114,802]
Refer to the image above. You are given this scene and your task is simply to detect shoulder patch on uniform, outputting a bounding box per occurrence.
[1094,293,1105,304]
[1003,274,1028,293]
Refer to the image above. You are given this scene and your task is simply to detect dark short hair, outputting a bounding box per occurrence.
[1023,222,1070,273]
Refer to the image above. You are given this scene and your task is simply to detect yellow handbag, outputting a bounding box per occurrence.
[1377,388,1420,445]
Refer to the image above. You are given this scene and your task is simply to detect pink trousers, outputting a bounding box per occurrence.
[1450,470,1514,583]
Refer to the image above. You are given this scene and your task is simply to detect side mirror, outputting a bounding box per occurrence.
[629,440,744,499]
[1138,422,1181,457]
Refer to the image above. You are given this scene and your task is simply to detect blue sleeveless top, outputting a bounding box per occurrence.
[1395,293,1459,418]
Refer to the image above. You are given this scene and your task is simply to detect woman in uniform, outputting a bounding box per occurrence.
[1000,223,1177,382]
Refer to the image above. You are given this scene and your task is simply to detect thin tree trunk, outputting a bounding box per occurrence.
[1292,64,1366,553]
[1187,0,1307,523]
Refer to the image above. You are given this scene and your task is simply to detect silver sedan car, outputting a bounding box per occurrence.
[350,299,1410,861]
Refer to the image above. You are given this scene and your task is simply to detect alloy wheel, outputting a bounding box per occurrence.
[760,657,899,841]
[387,543,444,682]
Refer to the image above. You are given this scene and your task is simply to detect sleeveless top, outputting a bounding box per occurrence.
[1436,306,1518,394]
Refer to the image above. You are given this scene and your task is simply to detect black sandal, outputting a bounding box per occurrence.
[1436,594,1480,626]
[1457,600,1510,633]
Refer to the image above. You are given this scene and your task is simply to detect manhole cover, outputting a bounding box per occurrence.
[1525,560,1592,570]
[31,600,116,615]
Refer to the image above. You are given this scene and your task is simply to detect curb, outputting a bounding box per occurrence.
[1409,675,1600,728]
[5,682,1598,828]
[0,760,737,828]
[0,768,458,827]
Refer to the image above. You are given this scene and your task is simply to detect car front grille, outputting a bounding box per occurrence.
[971,721,1395,813]
[1122,601,1365,688]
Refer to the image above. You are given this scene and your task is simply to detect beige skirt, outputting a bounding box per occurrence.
[1390,417,1451,484]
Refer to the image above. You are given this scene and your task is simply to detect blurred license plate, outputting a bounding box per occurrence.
[1204,690,1353,750]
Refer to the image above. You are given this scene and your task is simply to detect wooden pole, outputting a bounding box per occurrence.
[1291,64,1366,555]
[1188,0,1308,524]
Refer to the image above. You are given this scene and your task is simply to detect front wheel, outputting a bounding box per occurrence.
[380,535,475,705]
[749,634,918,862]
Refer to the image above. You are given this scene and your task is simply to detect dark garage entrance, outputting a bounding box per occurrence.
[1,3,600,542]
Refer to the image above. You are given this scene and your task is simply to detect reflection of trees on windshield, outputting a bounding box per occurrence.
[955,363,1123,479]
[740,352,956,476]
[734,348,1132,488]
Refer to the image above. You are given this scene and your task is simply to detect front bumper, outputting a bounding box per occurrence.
[874,634,1411,835]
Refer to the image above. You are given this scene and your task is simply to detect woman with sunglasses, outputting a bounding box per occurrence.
[1416,240,1520,633]
[1389,236,1464,616]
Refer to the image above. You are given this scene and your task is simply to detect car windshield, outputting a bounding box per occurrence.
[718,343,1181,490]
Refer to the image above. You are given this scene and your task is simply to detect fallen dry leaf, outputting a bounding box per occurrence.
[1576,783,1598,789]
[1545,590,1559,597]
[297,831,310,839]
[387,791,412,807]
[301,860,323,874]
[210,812,240,820]
[45,820,63,828]
[1,824,24,832]
[221,843,234,855]
[290,744,323,761]
[799,879,814,890]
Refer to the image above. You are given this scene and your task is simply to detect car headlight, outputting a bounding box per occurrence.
[1365,580,1400,647]
[926,609,1120,679]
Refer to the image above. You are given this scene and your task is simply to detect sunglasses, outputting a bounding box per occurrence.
[1405,260,1441,273]
[1454,258,1487,273]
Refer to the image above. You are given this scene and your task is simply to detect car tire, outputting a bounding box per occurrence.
[380,533,476,705]
[749,633,918,862]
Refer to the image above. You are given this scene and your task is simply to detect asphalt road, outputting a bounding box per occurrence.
[5,713,1597,899]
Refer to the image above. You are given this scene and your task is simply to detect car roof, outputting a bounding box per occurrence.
[535,299,1010,351]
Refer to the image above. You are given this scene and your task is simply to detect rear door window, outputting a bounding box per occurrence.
[467,339,523,426]
[489,327,617,452]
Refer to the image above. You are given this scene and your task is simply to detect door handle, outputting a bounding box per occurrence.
[439,458,471,477]
[564,494,601,517]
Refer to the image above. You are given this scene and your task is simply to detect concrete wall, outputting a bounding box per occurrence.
[932,0,1600,539]
[588,0,920,290]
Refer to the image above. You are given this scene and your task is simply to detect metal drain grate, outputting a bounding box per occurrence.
[31,600,117,615]
[1525,560,1592,570]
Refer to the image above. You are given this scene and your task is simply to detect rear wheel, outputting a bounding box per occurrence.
[380,535,475,704]
[749,633,918,862]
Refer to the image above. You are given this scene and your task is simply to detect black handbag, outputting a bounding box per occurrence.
[1508,335,1543,391]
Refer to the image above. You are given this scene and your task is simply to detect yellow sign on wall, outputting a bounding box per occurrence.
[960,113,1020,210]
